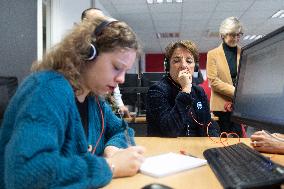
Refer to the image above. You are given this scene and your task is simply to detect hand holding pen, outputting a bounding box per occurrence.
[106,146,145,177]
[105,110,145,177]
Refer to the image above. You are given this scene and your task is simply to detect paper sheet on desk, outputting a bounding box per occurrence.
[140,152,207,178]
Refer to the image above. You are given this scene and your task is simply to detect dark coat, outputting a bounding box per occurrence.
[146,75,220,137]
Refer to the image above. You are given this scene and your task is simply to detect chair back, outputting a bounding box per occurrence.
[0,76,18,119]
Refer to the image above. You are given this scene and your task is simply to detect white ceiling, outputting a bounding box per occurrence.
[97,0,284,53]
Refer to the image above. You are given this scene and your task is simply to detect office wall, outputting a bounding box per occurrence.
[50,0,91,46]
[94,0,111,16]
[50,0,112,46]
[95,0,145,74]
[0,0,38,83]
[49,0,142,74]
[0,0,143,84]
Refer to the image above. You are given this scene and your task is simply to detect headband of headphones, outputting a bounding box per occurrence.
[94,18,118,36]
[87,18,118,61]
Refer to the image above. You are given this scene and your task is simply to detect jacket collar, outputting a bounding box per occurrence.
[166,74,182,91]
[218,43,241,70]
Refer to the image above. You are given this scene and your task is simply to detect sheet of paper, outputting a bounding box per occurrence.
[140,152,207,178]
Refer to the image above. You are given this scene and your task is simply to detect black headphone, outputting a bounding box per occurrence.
[163,56,200,76]
[86,19,118,61]
[164,57,170,72]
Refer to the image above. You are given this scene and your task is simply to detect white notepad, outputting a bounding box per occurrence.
[140,152,207,177]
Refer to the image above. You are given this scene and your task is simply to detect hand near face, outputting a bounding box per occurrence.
[168,47,195,93]
[178,69,192,93]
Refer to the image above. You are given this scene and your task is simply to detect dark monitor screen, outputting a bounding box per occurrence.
[139,72,165,113]
[141,72,165,87]
[119,73,138,107]
[231,26,284,132]
[119,73,138,88]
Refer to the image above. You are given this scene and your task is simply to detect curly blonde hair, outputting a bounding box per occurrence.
[32,18,141,95]
[165,40,199,63]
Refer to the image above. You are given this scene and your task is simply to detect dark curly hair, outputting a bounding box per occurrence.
[165,40,199,63]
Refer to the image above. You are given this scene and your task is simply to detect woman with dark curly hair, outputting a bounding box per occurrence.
[146,40,219,137]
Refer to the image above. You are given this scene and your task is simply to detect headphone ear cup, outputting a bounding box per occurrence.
[164,57,170,72]
[87,43,98,61]
[193,63,199,78]
[194,63,199,72]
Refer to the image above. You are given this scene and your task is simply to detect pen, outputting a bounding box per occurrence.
[118,110,132,146]
[180,150,198,158]
[122,119,132,146]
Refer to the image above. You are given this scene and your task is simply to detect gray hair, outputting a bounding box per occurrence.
[219,17,243,38]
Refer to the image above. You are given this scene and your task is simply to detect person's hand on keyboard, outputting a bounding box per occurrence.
[250,130,284,154]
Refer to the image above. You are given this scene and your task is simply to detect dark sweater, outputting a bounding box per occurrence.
[146,75,220,137]
[223,42,237,86]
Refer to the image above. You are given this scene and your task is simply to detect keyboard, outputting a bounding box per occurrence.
[203,143,284,189]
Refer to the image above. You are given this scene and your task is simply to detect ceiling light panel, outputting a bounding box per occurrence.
[146,0,182,4]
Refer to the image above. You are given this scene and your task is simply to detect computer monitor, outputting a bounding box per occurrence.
[119,73,138,107]
[120,73,138,88]
[140,72,165,114]
[141,72,165,87]
[231,26,284,133]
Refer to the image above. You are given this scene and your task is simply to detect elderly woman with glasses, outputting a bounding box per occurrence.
[206,17,244,137]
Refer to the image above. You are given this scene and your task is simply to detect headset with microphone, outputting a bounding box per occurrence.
[86,18,118,61]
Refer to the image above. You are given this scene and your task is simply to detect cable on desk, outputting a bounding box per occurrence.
[189,111,241,147]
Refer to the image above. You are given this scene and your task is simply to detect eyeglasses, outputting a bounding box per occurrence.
[227,32,244,38]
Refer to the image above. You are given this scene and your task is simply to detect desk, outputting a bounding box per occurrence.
[125,117,147,136]
[125,116,147,123]
[124,116,218,136]
[125,116,218,123]
[103,137,284,189]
